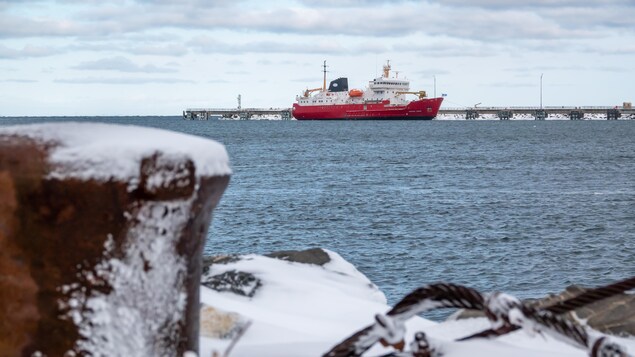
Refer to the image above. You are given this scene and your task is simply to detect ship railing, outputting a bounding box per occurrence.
[441,106,617,110]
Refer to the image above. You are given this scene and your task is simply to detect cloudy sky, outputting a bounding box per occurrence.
[1,0,634,116]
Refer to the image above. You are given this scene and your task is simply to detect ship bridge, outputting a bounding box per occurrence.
[364,61,411,104]
[368,78,410,91]
[368,60,410,96]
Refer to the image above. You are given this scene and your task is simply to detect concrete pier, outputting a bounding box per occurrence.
[439,106,635,120]
[184,108,292,120]
[183,106,635,121]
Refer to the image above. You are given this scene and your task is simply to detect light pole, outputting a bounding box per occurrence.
[540,73,543,109]
[433,75,436,98]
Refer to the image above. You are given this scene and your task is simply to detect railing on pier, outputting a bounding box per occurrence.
[441,106,618,111]
[184,108,293,120]
[439,106,634,120]
[183,106,634,121]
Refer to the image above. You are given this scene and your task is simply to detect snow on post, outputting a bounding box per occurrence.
[0,123,230,357]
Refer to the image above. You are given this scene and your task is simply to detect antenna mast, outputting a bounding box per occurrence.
[383,60,391,78]
[322,60,328,91]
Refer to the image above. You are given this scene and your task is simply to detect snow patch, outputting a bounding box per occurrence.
[199,250,635,356]
[59,198,195,356]
[0,122,231,181]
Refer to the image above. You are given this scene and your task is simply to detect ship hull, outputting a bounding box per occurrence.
[292,98,443,120]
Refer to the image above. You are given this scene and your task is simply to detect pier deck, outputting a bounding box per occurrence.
[440,106,635,120]
[184,108,292,120]
[183,106,635,120]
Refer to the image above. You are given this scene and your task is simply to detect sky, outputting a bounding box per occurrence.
[1,0,634,116]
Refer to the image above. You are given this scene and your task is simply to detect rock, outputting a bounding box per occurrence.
[202,270,262,298]
[265,247,331,266]
[200,304,250,339]
[449,284,635,337]
[564,286,635,337]
[199,248,331,298]
[0,123,230,357]
[447,308,484,321]
[202,255,241,275]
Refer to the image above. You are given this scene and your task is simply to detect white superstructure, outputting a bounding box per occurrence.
[295,61,426,107]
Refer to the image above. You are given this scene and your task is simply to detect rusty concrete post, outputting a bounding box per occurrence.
[0,123,230,357]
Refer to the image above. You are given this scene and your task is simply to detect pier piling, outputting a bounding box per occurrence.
[497,110,513,120]
[569,111,584,120]
[465,109,479,120]
[607,109,621,120]
[534,110,547,120]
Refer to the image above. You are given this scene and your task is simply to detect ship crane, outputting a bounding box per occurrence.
[396,90,428,99]
[303,87,322,97]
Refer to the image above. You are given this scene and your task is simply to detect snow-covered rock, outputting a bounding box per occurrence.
[200,249,635,357]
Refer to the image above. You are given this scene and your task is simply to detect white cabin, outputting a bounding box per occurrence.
[296,61,420,107]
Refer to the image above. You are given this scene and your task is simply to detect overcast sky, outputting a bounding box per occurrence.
[1,0,634,116]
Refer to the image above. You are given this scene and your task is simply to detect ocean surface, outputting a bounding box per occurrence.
[2,117,634,317]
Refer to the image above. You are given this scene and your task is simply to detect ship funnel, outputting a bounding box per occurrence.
[328,77,348,92]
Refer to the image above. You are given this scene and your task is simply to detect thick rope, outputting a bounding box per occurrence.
[322,283,485,357]
[545,276,635,314]
[459,275,635,341]
[323,276,635,357]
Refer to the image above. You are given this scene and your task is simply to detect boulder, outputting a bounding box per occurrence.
[0,123,230,357]
[265,247,331,266]
[202,255,241,275]
[202,270,262,298]
[200,304,250,339]
[200,248,332,299]
[450,284,635,337]
[550,285,635,337]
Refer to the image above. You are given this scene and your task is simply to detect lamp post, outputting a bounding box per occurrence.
[433,75,436,98]
[540,73,543,109]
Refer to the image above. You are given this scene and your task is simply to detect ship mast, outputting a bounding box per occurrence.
[322,60,328,91]
[383,60,391,78]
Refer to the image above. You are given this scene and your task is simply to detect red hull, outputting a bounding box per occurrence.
[292,98,443,120]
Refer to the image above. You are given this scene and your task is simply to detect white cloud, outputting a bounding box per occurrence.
[0,2,614,41]
[434,0,632,9]
[188,36,350,55]
[2,1,632,44]
[0,78,38,83]
[54,76,194,84]
[72,56,178,73]
[0,13,82,38]
[0,0,633,115]
[0,44,61,58]
[296,0,416,7]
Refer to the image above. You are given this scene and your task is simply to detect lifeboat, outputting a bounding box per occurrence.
[348,89,363,97]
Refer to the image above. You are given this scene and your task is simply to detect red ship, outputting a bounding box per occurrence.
[292,61,443,120]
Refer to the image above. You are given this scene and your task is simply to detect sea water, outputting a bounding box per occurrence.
[2,117,634,311]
